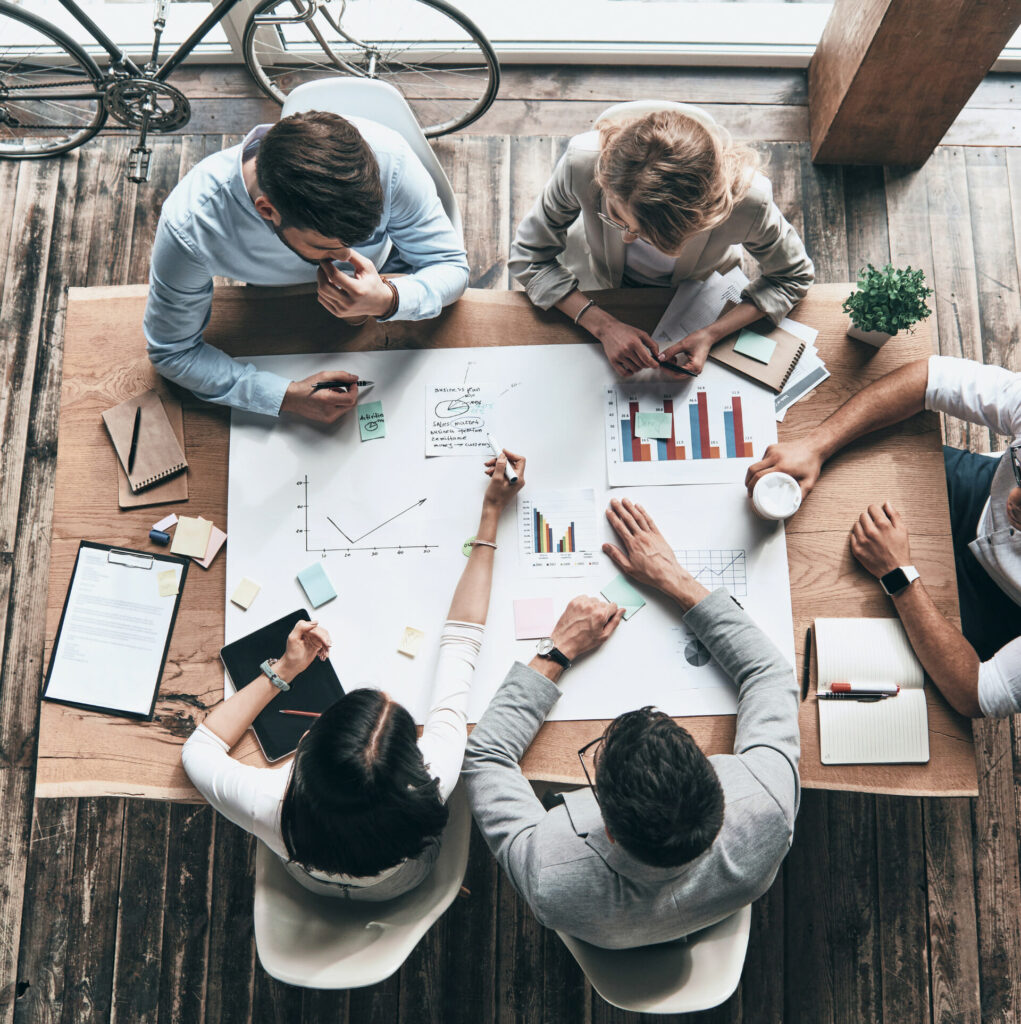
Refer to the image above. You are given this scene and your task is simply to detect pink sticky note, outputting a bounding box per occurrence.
[513,597,556,640]
[193,524,227,570]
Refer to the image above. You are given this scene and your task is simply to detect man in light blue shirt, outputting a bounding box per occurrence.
[144,111,469,422]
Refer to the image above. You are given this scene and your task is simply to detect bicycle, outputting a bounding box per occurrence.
[0,0,500,180]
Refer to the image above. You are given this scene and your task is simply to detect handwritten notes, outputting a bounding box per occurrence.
[358,400,385,441]
[425,383,496,456]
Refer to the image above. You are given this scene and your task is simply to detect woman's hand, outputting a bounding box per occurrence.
[657,327,715,376]
[276,620,332,682]
[482,450,526,511]
[589,313,660,376]
[603,498,709,611]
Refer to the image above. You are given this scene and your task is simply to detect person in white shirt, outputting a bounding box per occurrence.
[181,449,525,899]
[745,355,1021,718]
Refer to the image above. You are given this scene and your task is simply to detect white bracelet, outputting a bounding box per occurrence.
[574,299,596,325]
[472,539,497,550]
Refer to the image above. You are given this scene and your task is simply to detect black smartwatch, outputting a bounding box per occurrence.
[880,565,920,597]
[536,637,572,670]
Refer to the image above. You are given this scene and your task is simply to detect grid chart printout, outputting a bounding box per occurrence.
[518,489,602,578]
[675,548,748,597]
[604,367,777,486]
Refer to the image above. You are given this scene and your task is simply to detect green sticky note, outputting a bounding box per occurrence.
[297,562,337,608]
[600,574,646,620]
[358,400,385,441]
[733,330,777,365]
[635,411,673,439]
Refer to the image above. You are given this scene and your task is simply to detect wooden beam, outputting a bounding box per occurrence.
[809,0,1021,166]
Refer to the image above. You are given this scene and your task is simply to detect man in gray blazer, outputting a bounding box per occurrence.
[463,498,800,949]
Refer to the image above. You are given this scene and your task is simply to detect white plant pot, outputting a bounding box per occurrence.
[847,323,895,348]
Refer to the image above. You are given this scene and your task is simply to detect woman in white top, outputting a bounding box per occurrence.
[509,110,814,378]
[182,449,526,900]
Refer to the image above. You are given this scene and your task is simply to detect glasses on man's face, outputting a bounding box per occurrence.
[596,210,649,244]
[1010,439,1021,488]
[577,734,605,802]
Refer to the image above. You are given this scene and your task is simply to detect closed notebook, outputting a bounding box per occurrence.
[709,320,806,394]
[116,392,188,509]
[102,389,188,495]
[815,618,929,765]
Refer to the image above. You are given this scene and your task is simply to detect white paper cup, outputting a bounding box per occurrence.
[752,472,802,521]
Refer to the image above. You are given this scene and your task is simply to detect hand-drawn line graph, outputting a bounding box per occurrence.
[674,548,747,596]
[296,476,438,557]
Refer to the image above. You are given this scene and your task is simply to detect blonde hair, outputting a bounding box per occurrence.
[595,111,762,253]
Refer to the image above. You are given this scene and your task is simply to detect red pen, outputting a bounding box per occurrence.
[829,682,899,696]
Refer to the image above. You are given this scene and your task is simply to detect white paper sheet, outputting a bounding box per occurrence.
[45,546,183,717]
[227,344,796,723]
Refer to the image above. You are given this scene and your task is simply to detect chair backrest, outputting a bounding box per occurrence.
[280,78,463,237]
[555,902,752,1014]
[253,783,472,989]
[595,100,719,132]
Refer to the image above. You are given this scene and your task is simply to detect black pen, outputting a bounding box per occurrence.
[659,359,698,378]
[311,379,374,394]
[817,692,890,703]
[127,404,141,474]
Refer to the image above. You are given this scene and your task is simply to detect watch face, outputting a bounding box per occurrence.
[536,638,553,655]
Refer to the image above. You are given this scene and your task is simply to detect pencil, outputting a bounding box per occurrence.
[279,709,321,719]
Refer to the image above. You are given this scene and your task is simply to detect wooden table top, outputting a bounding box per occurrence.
[38,282,976,800]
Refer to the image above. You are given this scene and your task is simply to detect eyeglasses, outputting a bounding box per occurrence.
[577,734,605,803]
[1010,438,1021,488]
[596,210,650,245]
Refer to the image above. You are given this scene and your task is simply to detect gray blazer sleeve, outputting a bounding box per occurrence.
[738,179,815,325]
[684,588,801,825]
[462,661,561,898]
[508,150,584,310]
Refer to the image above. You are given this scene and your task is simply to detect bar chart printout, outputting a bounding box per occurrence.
[605,377,774,486]
[518,489,602,577]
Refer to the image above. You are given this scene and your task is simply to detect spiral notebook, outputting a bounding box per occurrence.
[709,319,806,394]
[102,389,188,494]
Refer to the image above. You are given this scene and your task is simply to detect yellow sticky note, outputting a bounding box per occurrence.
[398,626,425,658]
[231,577,260,610]
[171,516,213,559]
[157,569,179,597]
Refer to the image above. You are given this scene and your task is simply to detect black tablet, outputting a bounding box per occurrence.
[220,608,344,762]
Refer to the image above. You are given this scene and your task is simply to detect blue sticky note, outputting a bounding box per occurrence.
[635,411,673,439]
[297,562,337,608]
[358,400,385,441]
[600,574,646,620]
[733,330,777,365]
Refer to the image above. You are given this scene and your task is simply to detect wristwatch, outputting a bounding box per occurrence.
[880,565,920,597]
[536,638,572,670]
[260,658,291,692]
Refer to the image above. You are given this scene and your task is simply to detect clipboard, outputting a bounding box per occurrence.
[43,541,189,720]
[220,609,345,762]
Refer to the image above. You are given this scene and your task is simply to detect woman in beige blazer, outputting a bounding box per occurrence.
[509,110,814,377]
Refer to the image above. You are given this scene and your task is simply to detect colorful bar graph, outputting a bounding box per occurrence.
[534,506,576,554]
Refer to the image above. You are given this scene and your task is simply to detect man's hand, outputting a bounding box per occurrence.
[276,620,332,682]
[280,370,359,423]
[745,440,825,500]
[657,327,716,376]
[1007,486,1021,530]
[850,502,913,579]
[317,251,393,320]
[603,498,709,610]
[591,314,660,377]
[550,596,625,662]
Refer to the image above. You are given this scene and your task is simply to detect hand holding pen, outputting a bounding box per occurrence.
[280,370,362,424]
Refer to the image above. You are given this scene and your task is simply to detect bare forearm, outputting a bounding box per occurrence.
[706,301,761,342]
[201,674,282,749]
[891,581,981,717]
[814,358,929,461]
[446,504,500,624]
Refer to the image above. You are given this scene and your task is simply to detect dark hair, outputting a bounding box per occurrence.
[256,111,384,245]
[280,688,448,877]
[595,707,724,868]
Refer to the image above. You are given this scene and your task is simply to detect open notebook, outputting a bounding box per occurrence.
[815,618,929,764]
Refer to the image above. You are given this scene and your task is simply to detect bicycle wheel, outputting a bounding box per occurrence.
[0,1,107,159]
[243,0,499,137]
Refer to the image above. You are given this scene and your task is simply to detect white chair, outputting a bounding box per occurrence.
[555,903,752,1014]
[280,77,463,238]
[595,99,719,132]
[253,784,471,989]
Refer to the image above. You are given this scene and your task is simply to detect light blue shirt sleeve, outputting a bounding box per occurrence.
[144,218,293,417]
[384,145,469,321]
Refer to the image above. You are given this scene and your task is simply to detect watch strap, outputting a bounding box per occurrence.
[260,658,291,692]
[880,565,920,597]
[539,643,572,669]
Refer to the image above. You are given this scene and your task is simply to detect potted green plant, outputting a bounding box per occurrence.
[842,263,933,348]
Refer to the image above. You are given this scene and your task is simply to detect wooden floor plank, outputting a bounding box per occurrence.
[0,769,34,1023]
